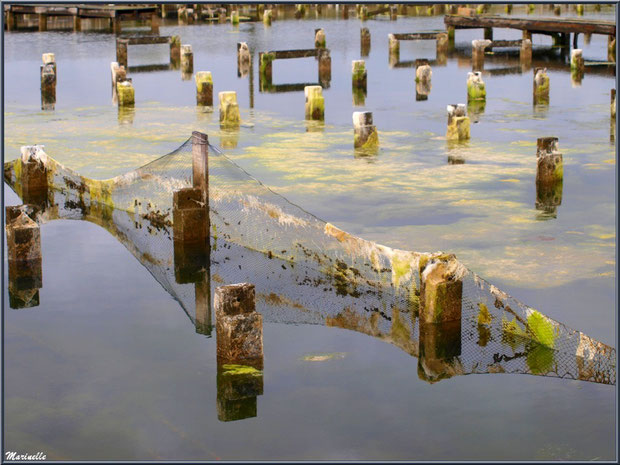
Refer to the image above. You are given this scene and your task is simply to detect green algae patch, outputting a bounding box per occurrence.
[220,364,262,376]
[527,310,556,349]
[477,302,492,325]
[301,352,346,362]
[391,253,412,288]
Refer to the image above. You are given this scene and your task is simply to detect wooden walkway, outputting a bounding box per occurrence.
[445,14,616,36]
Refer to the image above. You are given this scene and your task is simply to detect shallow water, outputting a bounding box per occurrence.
[3,4,616,460]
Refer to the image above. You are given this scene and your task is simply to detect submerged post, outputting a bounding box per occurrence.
[195,71,213,106]
[471,39,491,71]
[181,44,194,75]
[352,60,367,90]
[6,207,43,309]
[446,104,470,141]
[436,32,449,55]
[263,9,272,25]
[19,146,49,204]
[230,10,239,25]
[40,53,56,110]
[315,28,326,48]
[215,283,264,369]
[318,48,331,85]
[535,137,563,215]
[361,27,371,56]
[117,80,135,107]
[467,71,486,102]
[304,85,325,121]
[418,254,463,324]
[219,91,241,127]
[571,49,584,84]
[170,35,181,66]
[533,67,550,105]
[353,111,379,150]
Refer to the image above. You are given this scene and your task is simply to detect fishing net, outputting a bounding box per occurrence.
[3,135,616,385]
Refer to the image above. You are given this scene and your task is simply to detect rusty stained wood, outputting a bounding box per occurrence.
[445,15,616,36]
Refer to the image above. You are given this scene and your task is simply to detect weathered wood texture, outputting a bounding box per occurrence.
[445,15,615,36]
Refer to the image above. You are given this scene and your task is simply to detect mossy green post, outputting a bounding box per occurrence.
[117,80,135,106]
[259,52,274,82]
[611,89,616,119]
[352,60,367,89]
[419,255,463,324]
[467,71,486,102]
[446,104,470,141]
[576,4,584,15]
[230,10,239,25]
[219,91,241,127]
[353,111,379,151]
[170,35,181,64]
[608,36,616,62]
[263,9,272,25]
[315,28,326,48]
[304,85,325,121]
[533,68,550,105]
[195,71,213,106]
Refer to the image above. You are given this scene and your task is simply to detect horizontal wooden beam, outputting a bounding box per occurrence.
[445,14,616,36]
[118,36,171,45]
[393,31,443,40]
[488,39,523,48]
[270,49,319,59]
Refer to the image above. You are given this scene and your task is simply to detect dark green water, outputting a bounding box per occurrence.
[3,3,616,460]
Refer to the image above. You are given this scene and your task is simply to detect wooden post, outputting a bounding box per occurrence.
[170,35,181,66]
[237,42,251,77]
[535,137,563,215]
[219,91,241,127]
[352,60,367,90]
[418,254,463,324]
[472,39,490,71]
[117,80,135,106]
[571,49,584,83]
[181,44,193,74]
[215,283,264,369]
[611,89,616,119]
[172,187,208,284]
[533,67,550,105]
[436,32,449,55]
[116,38,128,68]
[73,15,81,32]
[360,27,371,56]
[19,146,49,204]
[231,10,239,25]
[259,52,274,84]
[522,30,532,41]
[113,15,122,34]
[447,25,455,46]
[40,53,56,110]
[388,33,400,59]
[304,85,324,121]
[192,131,209,203]
[150,13,159,33]
[318,48,331,86]
[390,5,397,20]
[418,320,462,383]
[110,61,126,89]
[6,207,43,309]
[483,27,493,41]
[520,38,532,67]
[353,111,378,150]
[263,9,272,25]
[416,59,432,84]
[315,28,326,48]
[6,9,16,31]
[608,36,616,63]
[195,71,213,106]
[38,14,47,32]
[467,71,486,102]
[446,104,470,141]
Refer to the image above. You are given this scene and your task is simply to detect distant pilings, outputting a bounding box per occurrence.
[219,91,241,127]
[195,72,213,106]
[533,67,550,105]
[40,53,56,110]
[446,104,470,141]
[353,111,378,151]
[181,44,193,78]
[360,27,371,56]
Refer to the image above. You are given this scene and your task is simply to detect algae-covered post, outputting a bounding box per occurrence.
[40,53,56,110]
[467,71,486,102]
[436,32,449,55]
[195,71,213,106]
[533,67,550,105]
[219,91,241,127]
[181,44,194,75]
[418,320,462,384]
[472,39,491,71]
[446,104,470,141]
[520,38,533,68]
[360,27,371,56]
[170,35,181,66]
[535,137,563,215]
[388,33,400,60]
[304,85,325,121]
[353,111,379,150]
[571,49,584,85]
[6,207,43,310]
[390,5,397,20]
[608,36,616,62]
[237,42,251,77]
[315,28,326,48]
[318,48,331,86]
[611,89,616,119]
[418,254,463,324]
[231,10,240,25]
[352,60,367,90]
[110,61,126,89]
[263,9,272,25]
[19,146,49,205]
[117,80,135,107]
[215,283,264,370]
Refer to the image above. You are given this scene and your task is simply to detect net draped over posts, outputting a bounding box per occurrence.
[3,136,616,386]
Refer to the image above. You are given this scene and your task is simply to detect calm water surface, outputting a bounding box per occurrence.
[3,4,616,460]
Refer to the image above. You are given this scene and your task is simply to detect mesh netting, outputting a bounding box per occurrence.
[4,136,615,385]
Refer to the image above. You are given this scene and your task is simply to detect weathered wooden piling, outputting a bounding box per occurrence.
[219,91,241,127]
[520,38,533,66]
[40,53,56,109]
[418,320,462,383]
[446,104,470,141]
[110,61,126,89]
[237,42,251,77]
[173,188,208,246]
[181,44,193,74]
[506,4,513,14]
[471,39,491,71]
[117,80,135,106]
[554,4,561,15]
[533,67,550,105]
[359,5,369,21]
[170,35,181,66]
[195,72,213,106]
[576,4,584,15]
[418,254,463,324]
[231,10,239,25]
[216,360,263,422]
[352,60,367,90]
[611,89,616,119]
[6,207,43,309]
[19,146,49,204]
[215,283,264,369]
[315,28,326,48]
[259,52,274,83]
[295,3,306,19]
[353,111,378,150]
[360,27,371,56]
[608,36,616,62]
[318,48,331,84]
[535,137,563,214]
[390,5,398,20]
[571,49,584,73]
[467,71,486,101]
[447,25,455,47]
[263,9,272,25]
[388,33,400,58]
[116,38,128,68]
[436,32,449,55]
[304,85,325,121]
[415,59,432,84]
